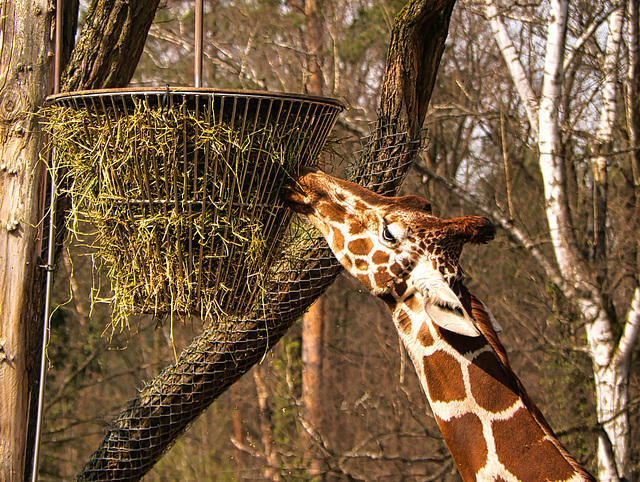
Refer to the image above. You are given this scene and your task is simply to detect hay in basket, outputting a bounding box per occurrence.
[44,88,343,333]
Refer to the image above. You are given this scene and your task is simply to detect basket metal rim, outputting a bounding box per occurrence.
[46,87,346,111]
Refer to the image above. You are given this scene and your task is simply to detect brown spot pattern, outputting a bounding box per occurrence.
[326,205,346,224]
[349,220,367,236]
[403,294,422,313]
[423,351,466,403]
[355,259,368,270]
[341,255,353,270]
[394,280,407,297]
[400,256,412,268]
[468,351,519,414]
[374,267,391,288]
[348,238,373,256]
[437,412,487,481]
[357,273,371,289]
[417,322,433,347]
[371,250,390,264]
[390,263,404,276]
[332,229,345,252]
[354,200,368,212]
[493,408,577,481]
[396,309,412,335]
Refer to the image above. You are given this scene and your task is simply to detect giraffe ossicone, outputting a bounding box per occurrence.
[284,167,594,482]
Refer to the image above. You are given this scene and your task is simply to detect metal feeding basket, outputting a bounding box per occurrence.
[46,88,344,327]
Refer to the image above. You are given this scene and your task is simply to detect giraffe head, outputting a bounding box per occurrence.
[284,168,497,337]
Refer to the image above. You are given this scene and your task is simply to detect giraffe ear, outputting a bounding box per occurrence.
[413,263,481,337]
[424,285,482,337]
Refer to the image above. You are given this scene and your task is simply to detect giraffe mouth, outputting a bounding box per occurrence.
[281,167,319,215]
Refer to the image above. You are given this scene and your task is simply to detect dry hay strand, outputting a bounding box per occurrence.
[43,96,311,335]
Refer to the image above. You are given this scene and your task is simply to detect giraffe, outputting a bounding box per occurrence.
[283,167,595,482]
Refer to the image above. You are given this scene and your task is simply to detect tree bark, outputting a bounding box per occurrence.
[253,366,282,481]
[304,0,325,96]
[588,4,627,480]
[629,0,640,199]
[538,0,586,286]
[302,1,327,477]
[302,298,325,478]
[61,0,161,91]
[0,1,54,480]
[593,2,624,279]
[483,0,539,139]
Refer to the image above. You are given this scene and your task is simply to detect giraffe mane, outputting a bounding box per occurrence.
[462,285,596,482]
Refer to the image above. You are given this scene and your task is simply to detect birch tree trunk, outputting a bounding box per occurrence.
[483,1,638,479]
[0,1,53,479]
[588,4,628,480]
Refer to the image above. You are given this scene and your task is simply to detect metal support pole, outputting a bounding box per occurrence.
[31,154,57,482]
[195,0,203,87]
[32,0,62,479]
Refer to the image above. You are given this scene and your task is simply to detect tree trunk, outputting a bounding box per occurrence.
[304,0,324,95]
[0,0,53,479]
[254,366,282,481]
[302,298,325,478]
[588,4,627,480]
[593,2,624,279]
[483,0,539,139]
[61,0,161,91]
[301,1,327,476]
[538,0,585,286]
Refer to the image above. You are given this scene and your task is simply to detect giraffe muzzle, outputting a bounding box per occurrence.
[281,166,324,215]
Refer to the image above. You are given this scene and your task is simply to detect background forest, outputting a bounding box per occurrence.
[39,0,640,480]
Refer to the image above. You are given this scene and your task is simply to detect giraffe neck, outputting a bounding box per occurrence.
[389,288,593,482]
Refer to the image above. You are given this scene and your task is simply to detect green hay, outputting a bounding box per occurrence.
[43,96,308,334]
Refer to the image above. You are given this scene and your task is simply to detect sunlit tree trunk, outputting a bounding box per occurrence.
[304,0,324,95]
[483,0,538,139]
[588,4,628,480]
[254,366,282,481]
[0,0,53,479]
[301,0,327,478]
[302,297,325,478]
[537,0,585,285]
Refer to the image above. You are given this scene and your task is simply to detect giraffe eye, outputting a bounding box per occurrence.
[381,224,397,244]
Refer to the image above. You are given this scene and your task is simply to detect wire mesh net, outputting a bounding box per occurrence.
[45,88,344,331]
[52,103,422,480]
